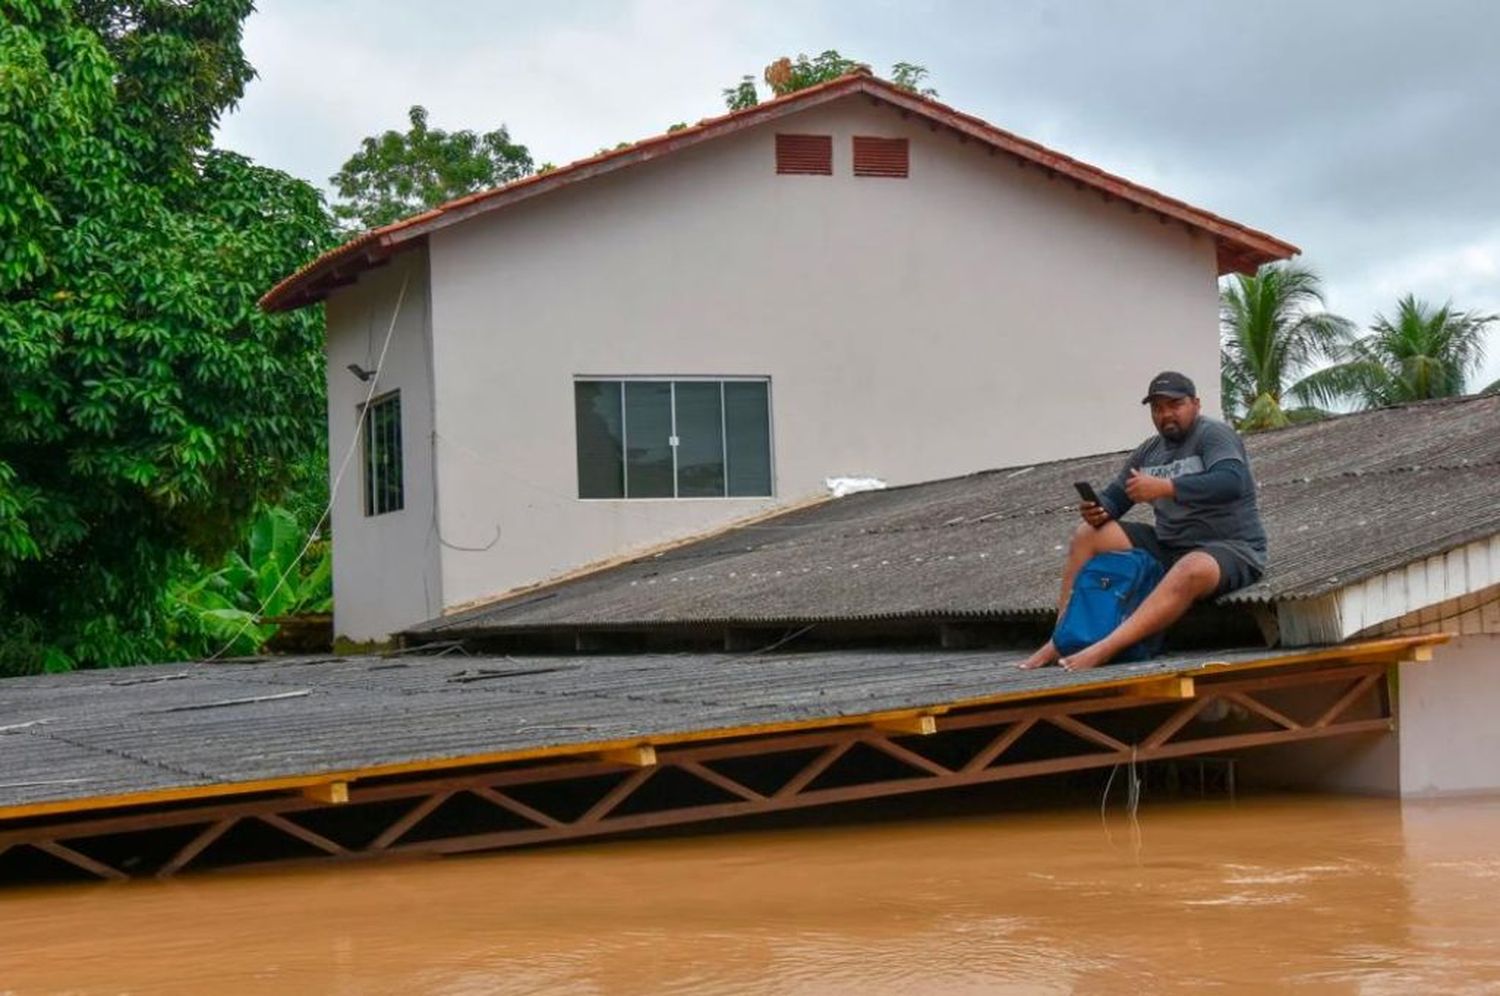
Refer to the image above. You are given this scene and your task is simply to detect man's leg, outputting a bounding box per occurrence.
[1058,551,1220,671]
[1017,520,1133,669]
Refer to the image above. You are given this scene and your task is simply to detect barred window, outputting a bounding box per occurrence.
[363,392,404,516]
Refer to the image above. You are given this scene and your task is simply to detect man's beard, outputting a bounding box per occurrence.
[1159,423,1185,442]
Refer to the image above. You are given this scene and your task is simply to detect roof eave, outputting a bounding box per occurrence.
[847,83,1297,272]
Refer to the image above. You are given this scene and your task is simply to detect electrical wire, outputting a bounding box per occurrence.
[1127,742,1144,862]
[203,268,413,662]
[1099,762,1120,849]
[1099,743,1146,862]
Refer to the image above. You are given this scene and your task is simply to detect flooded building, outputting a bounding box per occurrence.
[2,395,1495,883]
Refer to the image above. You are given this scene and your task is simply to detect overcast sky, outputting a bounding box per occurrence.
[217,0,1500,390]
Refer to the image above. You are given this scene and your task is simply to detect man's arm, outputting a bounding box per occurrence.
[1172,459,1252,504]
[1173,421,1254,504]
[1096,450,1142,520]
[1098,481,1132,519]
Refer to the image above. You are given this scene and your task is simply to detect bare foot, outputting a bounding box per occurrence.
[1059,643,1113,672]
[1017,642,1058,670]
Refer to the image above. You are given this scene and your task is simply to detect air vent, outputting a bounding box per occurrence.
[852,136,909,178]
[776,134,833,175]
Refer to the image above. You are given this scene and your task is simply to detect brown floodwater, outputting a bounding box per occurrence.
[3,793,1500,994]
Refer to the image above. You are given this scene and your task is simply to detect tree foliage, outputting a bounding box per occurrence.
[0,0,336,674]
[167,505,332,658]
[889,62,937,97]
[722,51,937,110]
[329,105,534,231]
[1218,263,1353,431]
[1298,295,1497,409]
[722,75,759,112]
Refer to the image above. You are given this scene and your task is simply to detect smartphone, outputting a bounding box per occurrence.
[1073,481,1101,506]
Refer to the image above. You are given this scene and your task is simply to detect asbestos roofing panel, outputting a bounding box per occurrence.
[0,643,1386,815]
[419,395,1500,635]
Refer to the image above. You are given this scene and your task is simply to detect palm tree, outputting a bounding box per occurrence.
[1299,295,1498,409]
[1220,263,1354,431]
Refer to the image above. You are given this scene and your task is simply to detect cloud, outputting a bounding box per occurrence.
[218,0,798,186]
[1331,232,1500,388]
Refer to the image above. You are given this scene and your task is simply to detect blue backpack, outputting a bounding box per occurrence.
[1052,550,1165,663]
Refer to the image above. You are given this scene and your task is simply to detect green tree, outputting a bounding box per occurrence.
[890,62,938,97]
[722,75,759,111]
[330,105,534,231]
[0,0,336,675]
[722,52,937,110]
[1219,263,1353,431]
[1299,295,1498,408]
[167,505,332,658]
[762,51,863,97]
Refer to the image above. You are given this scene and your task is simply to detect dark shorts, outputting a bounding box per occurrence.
[1119,522,1263,598]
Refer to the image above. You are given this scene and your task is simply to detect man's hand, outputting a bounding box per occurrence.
[1125,469,1175,503]
[1079,501,1112,528]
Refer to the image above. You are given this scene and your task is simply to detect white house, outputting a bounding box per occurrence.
[263,69,1295,642]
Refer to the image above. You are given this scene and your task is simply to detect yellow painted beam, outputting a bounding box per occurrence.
[1121,676,1195,700]
[599,745,657,767]
[300,781,349,804]
[874,714,938,736]
[1404,644,1436,663]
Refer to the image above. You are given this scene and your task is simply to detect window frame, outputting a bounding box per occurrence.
[573,375,775,501]
[361,390,405,517]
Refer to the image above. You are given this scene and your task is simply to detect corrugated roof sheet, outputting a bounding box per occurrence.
[417,395,1500,637]
[0,643,1367,814]
[261,70,1296,312]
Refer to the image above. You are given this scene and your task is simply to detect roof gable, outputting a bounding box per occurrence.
[262,70,1297,312]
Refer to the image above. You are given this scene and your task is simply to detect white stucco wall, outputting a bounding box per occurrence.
[1395,634,1500,797]
[415,94,1223,612]
[1237,633,1500,798]
[1237,696,1401,797]
[323,252,441,640]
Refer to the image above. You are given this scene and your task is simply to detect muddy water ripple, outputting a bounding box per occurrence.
[3,794,1500,994]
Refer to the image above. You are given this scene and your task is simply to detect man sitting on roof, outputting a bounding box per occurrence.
[1019,371,1268,672]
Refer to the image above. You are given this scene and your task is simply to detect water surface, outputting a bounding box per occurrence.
[4,794,1500,993]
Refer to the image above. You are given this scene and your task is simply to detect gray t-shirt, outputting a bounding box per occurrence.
[1105,416,1268,570]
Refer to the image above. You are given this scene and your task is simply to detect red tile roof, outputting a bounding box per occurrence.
[261,69,1297,312]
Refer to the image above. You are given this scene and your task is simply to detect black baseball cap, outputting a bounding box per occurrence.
[1142,371,1197,404]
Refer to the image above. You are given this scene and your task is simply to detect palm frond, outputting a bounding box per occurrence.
[1238,392,1290,432]
[1218,261,1352,416]
[1357,295,1498,401]
[1289,358,1387,410]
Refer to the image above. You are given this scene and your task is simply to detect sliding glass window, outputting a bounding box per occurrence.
[574,378,772,499]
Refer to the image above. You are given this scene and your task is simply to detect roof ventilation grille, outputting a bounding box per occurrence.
[776,133,833,175]
[853,136,909,178]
